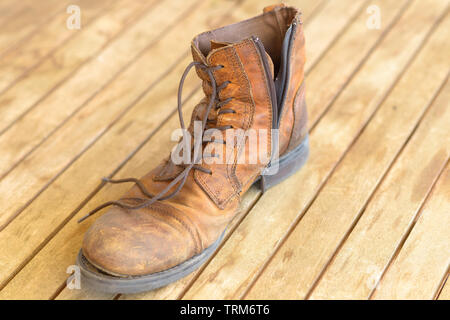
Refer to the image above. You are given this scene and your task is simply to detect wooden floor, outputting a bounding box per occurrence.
[0,0,448,300]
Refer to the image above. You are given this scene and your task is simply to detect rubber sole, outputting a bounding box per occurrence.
[77,135,309,294]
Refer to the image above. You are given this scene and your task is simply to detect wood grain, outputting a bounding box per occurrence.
[0,0,113,93]
[370,161,449,300]
[0,0,69,57]
[121,0,330,301]
[245,2,449,300]
[306,17,450,300]
[0,0,34,30]
[0,0,155,136]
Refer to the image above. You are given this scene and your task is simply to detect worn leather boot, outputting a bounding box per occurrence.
[77,4,308,293]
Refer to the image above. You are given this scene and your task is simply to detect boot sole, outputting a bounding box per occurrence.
[76,135,309,294]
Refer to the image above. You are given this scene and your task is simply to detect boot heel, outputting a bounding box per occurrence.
[259,135,309,192]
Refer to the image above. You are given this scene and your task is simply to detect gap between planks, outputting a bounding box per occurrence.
[436,269,450,300]
[50,85,204,300]
[0,0,330,300]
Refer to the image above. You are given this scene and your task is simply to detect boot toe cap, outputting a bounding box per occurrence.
[81,204,198,277]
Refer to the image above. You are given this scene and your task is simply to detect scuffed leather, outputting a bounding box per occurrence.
[83,166,239,276]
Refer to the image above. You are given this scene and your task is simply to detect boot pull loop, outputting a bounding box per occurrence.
[263,3,286,13]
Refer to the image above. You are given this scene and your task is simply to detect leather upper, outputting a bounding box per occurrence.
[82,4,307,277]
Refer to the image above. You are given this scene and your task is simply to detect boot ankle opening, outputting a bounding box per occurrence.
[193,6,298,73]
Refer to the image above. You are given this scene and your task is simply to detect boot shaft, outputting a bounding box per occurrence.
[192,4,306,150]
[189,4,308,204]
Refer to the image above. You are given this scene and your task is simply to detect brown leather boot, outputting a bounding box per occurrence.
[77,4,308,293]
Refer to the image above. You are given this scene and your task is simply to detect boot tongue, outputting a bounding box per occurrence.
[210,40,230,50]
[207,40,275,79]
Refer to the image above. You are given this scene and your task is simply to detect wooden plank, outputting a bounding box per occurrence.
[0,0,33,28]
[371,164,450,300]
[0,0,155,136]
[0,0,69,57]
[0,0,113,93]
[183,0,448,299]
[0,0,25,15]
[0,0,189,227]
[305,0,409,129]
[302,0,366,71]
[307,73,450,299]
[0,0,325,300]
[438,276,450,300]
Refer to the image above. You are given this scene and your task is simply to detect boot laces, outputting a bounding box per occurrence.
[79,61,233,222]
